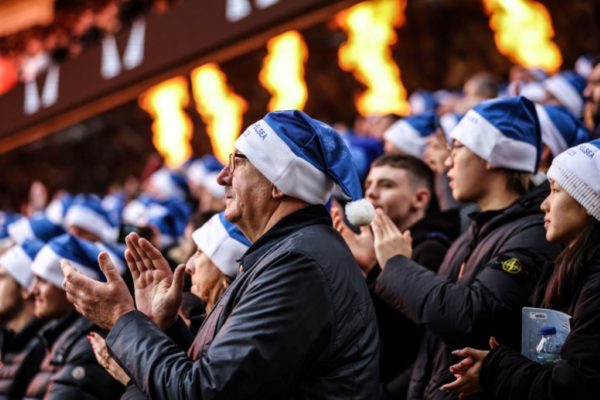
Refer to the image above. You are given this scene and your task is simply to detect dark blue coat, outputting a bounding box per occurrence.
[108,205,380,399]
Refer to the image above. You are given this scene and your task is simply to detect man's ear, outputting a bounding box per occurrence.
[411,188,431,212]
[272,185,285,200]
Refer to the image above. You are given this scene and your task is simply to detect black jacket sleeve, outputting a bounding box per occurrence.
[106,252,334,400]
[375,225,551,346]
[479,272,600,400]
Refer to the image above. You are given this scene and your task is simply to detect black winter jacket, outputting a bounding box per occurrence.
[480,258,600,400]
[23,311,123,399]
[107,205,380,399]
[368,209,460,399]
[375,184,561,400]
[0,318,46,399]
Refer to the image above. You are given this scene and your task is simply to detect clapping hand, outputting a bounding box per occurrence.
[332,204,377,275]
[61,253,134,329]
[89,331,130,386]
[370,209,412,269]
[124,233,186,330]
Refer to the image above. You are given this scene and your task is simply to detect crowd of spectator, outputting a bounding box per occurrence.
[0,52,600,399]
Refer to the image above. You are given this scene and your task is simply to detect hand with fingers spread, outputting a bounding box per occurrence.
[89,331,130,386]
[332,205,377,275]
[124,232,186,330]
[440,337,499,398]
[61,253,134,329]
[370,209,413,269]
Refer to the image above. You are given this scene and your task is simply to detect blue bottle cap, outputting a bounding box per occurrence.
[539,326,557,335]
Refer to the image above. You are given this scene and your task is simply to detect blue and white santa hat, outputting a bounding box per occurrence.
[535,104,591,157]
[187,155,224,186]
[31,234,126,289]
[148,168,189,201]
[122,195,191,249]
[187,155,225,198]
[45,193,74,225]
[438,113,464,142]
[0,212,21,248]
[544,70,587,118]
[409,90,438,115]
[383,112,437,158]
[64,194,118,243]
[575,54,596,79]
[102,191,126,227]
[234,110,375,226]
[547,139,600,221]
[451,96,542,173]
[8,214,65,245]
[146,198,192,249]
[192,212,251,278]
[0,239,44,288]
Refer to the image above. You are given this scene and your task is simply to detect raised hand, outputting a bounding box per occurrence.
[124,232,186,330]
[370,209,413,269]
[61,252,134,329]
[332,204,377,275]
[89,331,130,386]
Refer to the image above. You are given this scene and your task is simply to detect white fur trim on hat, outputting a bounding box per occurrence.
[535,104,568,157]
[235,120,335,205]
[545,76,583,118]
[345,199,376,227]
[192,215,248,278]
[31,245,101,289]
[547,144,600,221]
[0,246,34,288]
[7,218,34,245]
[451,109,538,173]
[149,170,186,201]
[64,205,117,243]
[383,120,427,158]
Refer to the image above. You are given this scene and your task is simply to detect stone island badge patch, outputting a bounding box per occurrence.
[501,258,522,274]
[72,366,86,380]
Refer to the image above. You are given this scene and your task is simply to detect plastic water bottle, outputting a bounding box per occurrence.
[535,326,560,366]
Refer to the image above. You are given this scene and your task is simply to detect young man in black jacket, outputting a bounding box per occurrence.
[334,154,460,399]
[0,240,46,398]
[371,96,562,400]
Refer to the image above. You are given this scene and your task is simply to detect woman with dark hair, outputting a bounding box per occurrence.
[441,139,600,400]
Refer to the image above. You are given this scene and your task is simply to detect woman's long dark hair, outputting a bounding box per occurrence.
[543,219,600,310]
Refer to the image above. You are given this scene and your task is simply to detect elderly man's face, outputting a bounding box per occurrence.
[217,151,274,232]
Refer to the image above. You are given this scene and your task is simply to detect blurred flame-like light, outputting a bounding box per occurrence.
[259,30,308,111]
[335,0,409,116]
[191,64,247,165]
[138,77,193,168]
[483,0,562,73]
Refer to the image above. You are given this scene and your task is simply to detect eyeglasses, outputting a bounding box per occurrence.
[228,152,248,173]
[446,141,465,156]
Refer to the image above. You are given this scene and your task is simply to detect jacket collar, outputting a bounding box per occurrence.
[468,180,549,239]
[240,204,331,271]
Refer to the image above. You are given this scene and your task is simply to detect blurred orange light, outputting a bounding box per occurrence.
[191,64,247,165]
[259,30,308,111]
[483,0,562,73]
[335,0,409,116]
[138,77,193,168]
